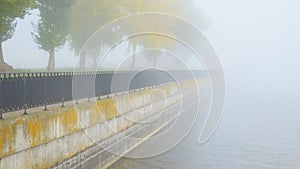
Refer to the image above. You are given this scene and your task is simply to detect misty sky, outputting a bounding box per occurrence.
[2,2,300,165]
[194,0,300,128]
[2,0,300,110]
[3,0,299,70]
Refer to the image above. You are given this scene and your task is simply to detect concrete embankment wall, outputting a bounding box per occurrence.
[0,80,197,169]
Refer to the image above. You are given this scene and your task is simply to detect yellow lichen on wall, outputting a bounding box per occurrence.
[59,107,80,134]
[90,101,105,126]
[0,121,14,157]
[0,129,2,157]
[97,99,108,120]
[0,79,203,160]
[27,118,42,147]
[104,98,118,120]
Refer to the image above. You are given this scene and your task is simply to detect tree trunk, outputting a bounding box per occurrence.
[0,43,4,63]
[130,46,136,70]
[0,43,13,72]
[47,49,55,72]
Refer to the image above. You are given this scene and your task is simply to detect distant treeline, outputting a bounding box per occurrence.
[0,0,202,72]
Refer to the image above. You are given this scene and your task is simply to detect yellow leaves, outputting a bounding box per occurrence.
[70,0,190,54]
[119,0,188,49]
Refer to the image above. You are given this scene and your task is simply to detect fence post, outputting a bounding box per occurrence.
[23,76,28,115]
[61,76,64,107]
[44,76,47,111]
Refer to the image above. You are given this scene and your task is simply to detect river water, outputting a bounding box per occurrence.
[111,85,300,169]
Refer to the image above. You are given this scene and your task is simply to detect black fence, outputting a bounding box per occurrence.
[0,70,203,118]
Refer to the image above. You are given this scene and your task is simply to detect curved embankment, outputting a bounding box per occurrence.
[0,79,200,169]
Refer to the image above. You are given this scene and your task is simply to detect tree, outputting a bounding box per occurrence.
[69,0,122,69]
[118,0,187,68]
[0,0,36,71]
[32,0,73,71]
[70,0,192,69]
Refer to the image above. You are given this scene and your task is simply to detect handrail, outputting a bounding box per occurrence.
[0,70,203,118]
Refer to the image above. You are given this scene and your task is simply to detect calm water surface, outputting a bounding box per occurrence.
[111,93,300,169]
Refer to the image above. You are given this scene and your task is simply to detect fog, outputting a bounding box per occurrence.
[3,0,300,131]
[195,0,300,127]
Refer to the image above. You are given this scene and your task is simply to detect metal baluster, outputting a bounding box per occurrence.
[75,74,78,104]
[23,76,28,115]
[44,76,47,111]
[61,76,64,107]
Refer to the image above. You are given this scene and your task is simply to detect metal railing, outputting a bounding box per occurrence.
[0,70,202,118]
